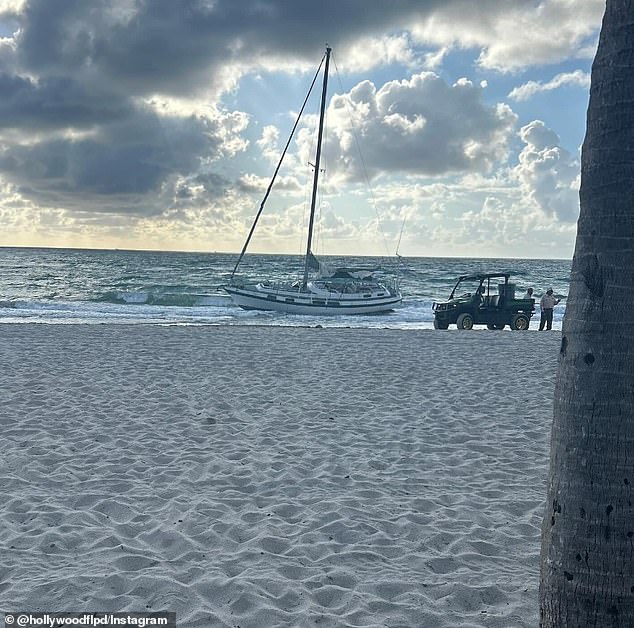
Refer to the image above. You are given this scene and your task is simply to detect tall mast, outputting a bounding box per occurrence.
[302,46,331,289]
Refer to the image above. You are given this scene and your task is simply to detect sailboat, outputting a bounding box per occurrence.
[224,46,402,315]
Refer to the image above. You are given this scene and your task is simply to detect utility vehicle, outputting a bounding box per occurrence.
[432,273,534,330]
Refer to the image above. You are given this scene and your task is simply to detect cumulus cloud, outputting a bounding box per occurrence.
[357,120,582,257]
[409,0,603,72]
[302,72,517,182]
[508,70,591,101]
[514,120,580,222]
[457,196,529,247]
[340,35,419,73]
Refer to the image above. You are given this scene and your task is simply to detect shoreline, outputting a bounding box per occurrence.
[0,319,563,331]
[1,324,560,627]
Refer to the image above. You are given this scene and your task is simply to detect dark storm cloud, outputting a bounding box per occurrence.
[9,0,444,96]
[1,0,275,213]
[0,106,230,214]
[0,73,132,129]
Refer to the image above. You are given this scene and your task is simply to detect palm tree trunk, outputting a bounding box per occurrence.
[539,1,634,626]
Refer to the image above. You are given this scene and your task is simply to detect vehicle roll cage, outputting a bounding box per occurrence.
[448,273,510,299]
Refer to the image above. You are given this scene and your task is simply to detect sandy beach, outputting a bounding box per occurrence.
[0,324,560,627]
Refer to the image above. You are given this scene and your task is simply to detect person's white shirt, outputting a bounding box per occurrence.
[540,293,559,309]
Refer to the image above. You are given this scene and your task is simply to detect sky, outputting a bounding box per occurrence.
[0,0,605,259]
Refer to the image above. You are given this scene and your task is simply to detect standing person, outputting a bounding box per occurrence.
[539,288,560,331]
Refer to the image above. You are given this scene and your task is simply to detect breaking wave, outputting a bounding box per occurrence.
[94,291,230,307]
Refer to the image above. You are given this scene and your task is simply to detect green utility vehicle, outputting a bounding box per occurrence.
[432,273,534,330]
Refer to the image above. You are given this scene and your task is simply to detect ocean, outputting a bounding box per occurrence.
[0,247,570,329]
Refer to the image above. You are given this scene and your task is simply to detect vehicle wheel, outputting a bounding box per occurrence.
[494,324,505,330]
[511,314,529,330]
[487,323,496,330]
[433,319,449,330]
[456,313,474,330]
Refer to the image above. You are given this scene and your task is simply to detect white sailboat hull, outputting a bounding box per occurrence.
[225,284,401,315]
